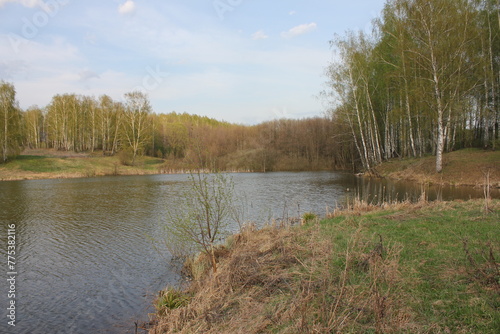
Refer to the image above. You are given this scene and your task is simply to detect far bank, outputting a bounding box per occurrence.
[0,148,498,188]
[0,148,334,182]
[371,148,499,188]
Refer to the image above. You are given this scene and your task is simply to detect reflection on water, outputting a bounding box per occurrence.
[352,176,498,204]
[0,172,497,333]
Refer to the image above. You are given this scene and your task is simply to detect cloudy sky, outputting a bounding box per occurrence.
[0,0,385,124]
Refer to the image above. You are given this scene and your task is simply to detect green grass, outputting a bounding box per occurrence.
[150,199,499,333]
[0,150,167,180]
[9,156,64,172]
[321,200,500,333]
[14,155,47,160]
[155,287,190,316]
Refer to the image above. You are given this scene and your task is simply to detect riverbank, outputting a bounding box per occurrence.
[149,199,499,333]
[374,148,500,188]
[1,148,498,185]
[0,148,319,181]
[0,149,171,181]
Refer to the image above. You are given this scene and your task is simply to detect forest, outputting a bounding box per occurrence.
[1,0,498,173]
[327,0,499,172]
[0,86,343,172]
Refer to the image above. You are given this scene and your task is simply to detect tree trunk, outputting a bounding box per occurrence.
[210,245,217,273]
[349,68,371,170]
[3,108,7,162]
[403,72,417,157]
[436,107,445,173]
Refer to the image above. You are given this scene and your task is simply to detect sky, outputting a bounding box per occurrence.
[0,0,386,124]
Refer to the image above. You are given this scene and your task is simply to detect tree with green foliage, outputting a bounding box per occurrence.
[327,0,499,173]
[98,95,123,155]
[121,91,152,164]
[23,106,44,149]
[0,81,22,162]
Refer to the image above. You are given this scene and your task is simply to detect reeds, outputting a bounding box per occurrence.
[327,196,419,218]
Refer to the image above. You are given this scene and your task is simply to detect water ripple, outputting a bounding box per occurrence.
[1,172,496,334]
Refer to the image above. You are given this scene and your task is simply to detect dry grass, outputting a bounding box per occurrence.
[149,222,413,333]
[376,149,500,187]
[148,199,499,333]
[0,149,166,181]
[462,238,500,293]
[327,195,430,219]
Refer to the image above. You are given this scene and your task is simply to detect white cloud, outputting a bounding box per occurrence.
[0,35,82,68]
[251,30,268,40]
[0,39,134,106]
[0,0,42,8]
[289,10,296,16]
[281,22,317,39]
[118,0,136,15]
[15,70,134,108]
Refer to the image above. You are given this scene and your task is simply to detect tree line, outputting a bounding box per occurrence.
[0,81,343,171]
[326,0,499,172]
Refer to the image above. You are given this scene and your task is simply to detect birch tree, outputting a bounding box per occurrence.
[24,106,44,149]
[0,81,22,162]
[326,0,492,173]
[122,91,152,164]
[404,0,476,172]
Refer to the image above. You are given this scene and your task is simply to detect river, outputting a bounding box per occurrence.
[0,172,497,333]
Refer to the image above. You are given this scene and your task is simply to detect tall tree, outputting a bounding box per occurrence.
[403,0,477,172]
[327,0,492,173]
[122,91,152,164]
[23,106,44,149]
[0,81,22,162]
[99,95,122,155]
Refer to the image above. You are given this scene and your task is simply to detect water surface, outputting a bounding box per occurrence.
[0,172,496,333]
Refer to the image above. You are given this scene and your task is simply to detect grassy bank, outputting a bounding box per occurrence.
[150,199,499,333]
[0,148,333,181]
[2,148,498,184]
[375,148,500,187]
[0,149,165,181]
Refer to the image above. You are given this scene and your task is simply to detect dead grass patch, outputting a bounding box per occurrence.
[147,200,499,333]
[462,239,500,293]
[328,196,433,219]
[377,149,500,187]
[149,222,414,333]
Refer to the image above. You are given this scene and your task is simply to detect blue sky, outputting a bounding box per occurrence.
[0,0,386,124]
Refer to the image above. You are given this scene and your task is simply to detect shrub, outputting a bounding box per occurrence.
[302,212,318,224]
[118,148,134,166]
[155,287,189,315]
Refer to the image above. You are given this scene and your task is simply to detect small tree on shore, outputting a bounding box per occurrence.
[163,171,235,273]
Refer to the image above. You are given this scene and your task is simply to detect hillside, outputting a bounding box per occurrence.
[374,149,500,188]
